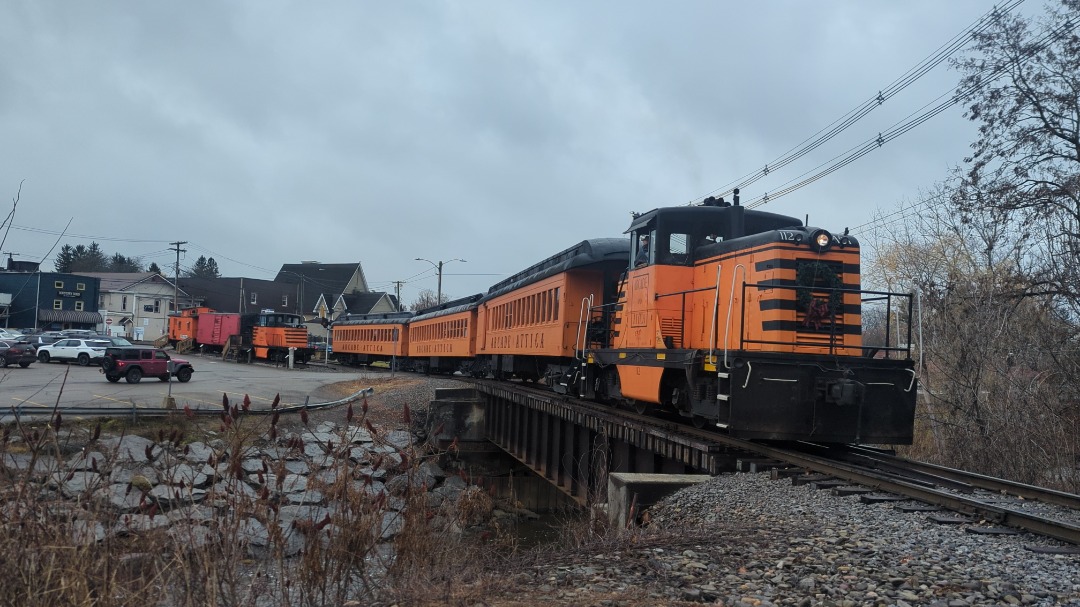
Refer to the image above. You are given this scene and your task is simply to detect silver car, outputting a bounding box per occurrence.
[37,338,111,366]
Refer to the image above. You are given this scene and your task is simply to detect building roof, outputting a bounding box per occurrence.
[338,292,397,315]
[274,262,368,295]
[74,272,181,293]
[175,277,297,315]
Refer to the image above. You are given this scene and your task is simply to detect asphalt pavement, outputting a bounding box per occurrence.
[0,353,372,422]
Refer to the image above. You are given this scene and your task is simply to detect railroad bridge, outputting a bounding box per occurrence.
[427,384,744,509]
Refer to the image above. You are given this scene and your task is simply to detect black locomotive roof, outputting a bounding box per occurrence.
[695,224,861,259]
[626,205,801,235]
[483,238,630,301]
[335,311,414,326]
[410,293,485,322]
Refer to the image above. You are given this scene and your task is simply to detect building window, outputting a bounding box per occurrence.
[122,296,128,311]
[75,301,84,311]
[98,295,104,307]
[282,294,288,306]
[53,300,63,310]
[250,292,258,305]
[54,281,63,289]
[76,283,86,291]
[153,299,160,313]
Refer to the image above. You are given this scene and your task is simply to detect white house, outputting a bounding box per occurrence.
[76,272,184,341]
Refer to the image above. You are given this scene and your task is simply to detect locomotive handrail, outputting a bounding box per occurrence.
[574,295,593,358]
[724,264,747,368]
[708,264,722,364]
[736,281,915,358]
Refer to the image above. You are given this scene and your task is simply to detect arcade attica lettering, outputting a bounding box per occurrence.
[415,343,454,354]
[489,331,545,350]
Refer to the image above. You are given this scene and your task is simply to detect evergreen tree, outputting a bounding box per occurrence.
[54,244,75,273]
[148,262,162,274]
[187,255,221,278]
[108,253,143,273]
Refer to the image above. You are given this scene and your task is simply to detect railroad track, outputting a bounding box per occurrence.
[472,379,1080,549]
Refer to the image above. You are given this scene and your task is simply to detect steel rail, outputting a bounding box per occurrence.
[743,441,1080,546]
[840,445,1080,510]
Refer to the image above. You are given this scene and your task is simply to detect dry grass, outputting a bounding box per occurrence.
[0,391,543,607]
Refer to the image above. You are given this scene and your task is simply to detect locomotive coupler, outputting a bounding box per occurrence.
[819,378,865,406]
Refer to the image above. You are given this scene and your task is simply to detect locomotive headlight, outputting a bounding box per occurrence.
[812,230,832,252]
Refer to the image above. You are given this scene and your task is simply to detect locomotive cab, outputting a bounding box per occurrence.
[626,203,800,268]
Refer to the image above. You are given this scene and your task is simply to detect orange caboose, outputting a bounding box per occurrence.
[167,306,214,348]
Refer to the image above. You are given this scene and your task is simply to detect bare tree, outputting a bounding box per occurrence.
[410,289,447,312]
[952,0,1080,307]
[867,194,1080,489]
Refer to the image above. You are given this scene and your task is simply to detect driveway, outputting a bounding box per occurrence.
[1,353,375,421]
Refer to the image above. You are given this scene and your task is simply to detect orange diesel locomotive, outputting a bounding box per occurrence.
[331,196,916,444]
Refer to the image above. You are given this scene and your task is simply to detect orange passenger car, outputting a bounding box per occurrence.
[474,239,628,381]
[331,312,411,367]
[407,295,482,374]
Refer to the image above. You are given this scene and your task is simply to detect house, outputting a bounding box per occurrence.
[76,272,183,340]
[0,266,103,331]
[319,291,400,321]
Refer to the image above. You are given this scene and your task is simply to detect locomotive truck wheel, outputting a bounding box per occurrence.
[125,367,143,384]
[631,400,649,415]
[692,415,707,429]
[77,353,90,366]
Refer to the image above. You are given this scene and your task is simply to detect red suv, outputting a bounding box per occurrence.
[100,346,194,384]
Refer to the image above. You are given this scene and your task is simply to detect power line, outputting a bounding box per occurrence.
[743,14,1080,212]
[693,0,1027,206]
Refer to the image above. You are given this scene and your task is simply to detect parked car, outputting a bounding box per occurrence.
[0,329,24,340]
[101,337,134,347]
[17,334,62,348]
[100,346,194,384]
[0,340,36,368]
[58,329,99,339]
[37,338,112,366]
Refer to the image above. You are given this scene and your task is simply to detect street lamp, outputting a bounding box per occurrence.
[414,258,466,304]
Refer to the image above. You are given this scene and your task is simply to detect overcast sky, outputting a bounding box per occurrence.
[0,1,1044,306]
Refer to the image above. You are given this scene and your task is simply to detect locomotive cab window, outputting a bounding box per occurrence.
[633,229,655,267]
[662,232,689,265]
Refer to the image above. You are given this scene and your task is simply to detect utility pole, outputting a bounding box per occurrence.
[414,258,465,305]
[393,280,405,311]
[169,241,187,319]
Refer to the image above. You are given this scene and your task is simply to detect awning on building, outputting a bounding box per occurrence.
[37,309,104,324]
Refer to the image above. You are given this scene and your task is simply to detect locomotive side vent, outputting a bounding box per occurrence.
[659,317,683,348]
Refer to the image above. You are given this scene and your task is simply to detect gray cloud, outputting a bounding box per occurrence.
[0,0,1031,302]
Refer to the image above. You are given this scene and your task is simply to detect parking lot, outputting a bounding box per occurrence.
[1,353,373,421]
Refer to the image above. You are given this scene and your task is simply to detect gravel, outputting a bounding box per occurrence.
[500,472,1080,606]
